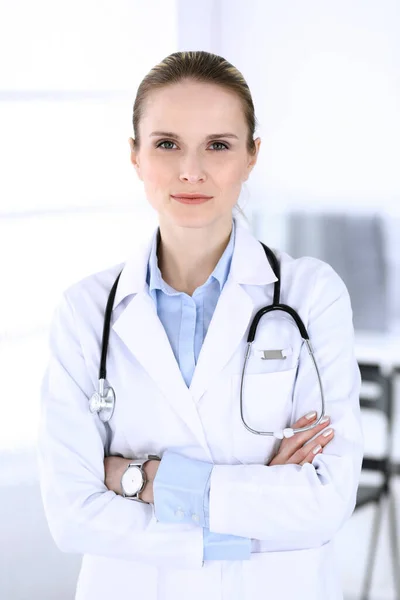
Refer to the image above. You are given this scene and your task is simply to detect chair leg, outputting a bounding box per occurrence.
[360,496,385,600]
[387,490,400,598]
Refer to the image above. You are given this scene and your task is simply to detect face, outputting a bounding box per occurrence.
[129,80,261,230]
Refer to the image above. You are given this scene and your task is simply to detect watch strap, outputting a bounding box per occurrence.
[121,454,161,503]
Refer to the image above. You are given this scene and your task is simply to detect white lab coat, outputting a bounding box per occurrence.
[38,220,364,600]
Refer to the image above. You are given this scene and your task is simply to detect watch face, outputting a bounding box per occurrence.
[122,466,143,496]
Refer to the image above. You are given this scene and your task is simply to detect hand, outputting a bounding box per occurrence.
[267,413,334,467]
[104,456,160,504]
[104,456,131,495]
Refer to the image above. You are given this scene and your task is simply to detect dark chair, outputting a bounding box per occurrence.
[354,363,400,599]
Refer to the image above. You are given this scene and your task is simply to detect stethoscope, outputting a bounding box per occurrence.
[89,242,326,441]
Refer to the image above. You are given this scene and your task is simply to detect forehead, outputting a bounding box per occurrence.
[140,81,247,135]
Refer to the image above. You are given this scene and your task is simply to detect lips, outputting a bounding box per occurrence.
[171,193,213,199]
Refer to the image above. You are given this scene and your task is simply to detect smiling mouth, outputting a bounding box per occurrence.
[171,194,213,199]
[170,195,213,204]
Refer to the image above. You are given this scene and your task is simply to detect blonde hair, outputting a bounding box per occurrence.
[132,50,259,225]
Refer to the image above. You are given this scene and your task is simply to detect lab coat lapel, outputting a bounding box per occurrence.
[188,277,253,404]
[113,291,212,448]
[189,224,278,404]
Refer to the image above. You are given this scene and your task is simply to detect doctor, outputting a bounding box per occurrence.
[38,50,364,600]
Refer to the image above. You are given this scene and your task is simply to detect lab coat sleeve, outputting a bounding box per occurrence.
[153,449,251,560]
[37,292,204,570]
[208,261,364,550]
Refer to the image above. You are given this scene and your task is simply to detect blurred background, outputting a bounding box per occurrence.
[1,1,399,598]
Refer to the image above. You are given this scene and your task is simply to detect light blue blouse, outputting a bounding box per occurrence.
[147,218,251,561]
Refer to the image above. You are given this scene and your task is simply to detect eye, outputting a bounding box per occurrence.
[156,140,177,150]
[209,141,229,151]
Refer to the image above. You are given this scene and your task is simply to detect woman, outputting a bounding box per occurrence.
[38,51,364,600]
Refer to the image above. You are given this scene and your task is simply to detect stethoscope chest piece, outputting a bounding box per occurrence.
[89,378,115,422]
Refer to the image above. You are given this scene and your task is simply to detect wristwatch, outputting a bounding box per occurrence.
[120,454,161,503]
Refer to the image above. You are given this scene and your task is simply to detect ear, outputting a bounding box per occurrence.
[243,137,261,182]
[129,137,142,180]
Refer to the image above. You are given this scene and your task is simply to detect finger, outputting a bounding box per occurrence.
[292,428,334,465]
[290,413,331,443]
[293,412,330,430]
[299,428,335,465]
[303,427,334,453]
[299,443,323,466]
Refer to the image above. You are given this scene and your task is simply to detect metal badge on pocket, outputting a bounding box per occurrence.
[254,347,292,360]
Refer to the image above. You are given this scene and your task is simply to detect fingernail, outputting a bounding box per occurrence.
[323,429,333,437]
[305,411,317,420]
[321,416,330,423]
[313,444,322,454]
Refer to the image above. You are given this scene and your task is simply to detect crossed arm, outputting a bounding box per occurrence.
[103,411,335,503]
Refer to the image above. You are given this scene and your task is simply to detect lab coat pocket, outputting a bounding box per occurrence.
[231,367,298,464]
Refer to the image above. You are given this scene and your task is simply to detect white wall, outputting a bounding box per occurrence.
[1,451,82,599]
[216,0,400,214]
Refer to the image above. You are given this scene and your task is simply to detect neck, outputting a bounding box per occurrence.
[157,217,233,296]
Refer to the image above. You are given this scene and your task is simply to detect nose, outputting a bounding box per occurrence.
[179,155,206,184]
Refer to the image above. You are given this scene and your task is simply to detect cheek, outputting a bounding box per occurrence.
[141,162,173,193]
[212,160,245,187]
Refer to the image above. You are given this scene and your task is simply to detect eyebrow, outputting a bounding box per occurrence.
[149,131,239,141]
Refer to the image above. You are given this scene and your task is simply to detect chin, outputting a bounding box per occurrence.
[168,209,232,230]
